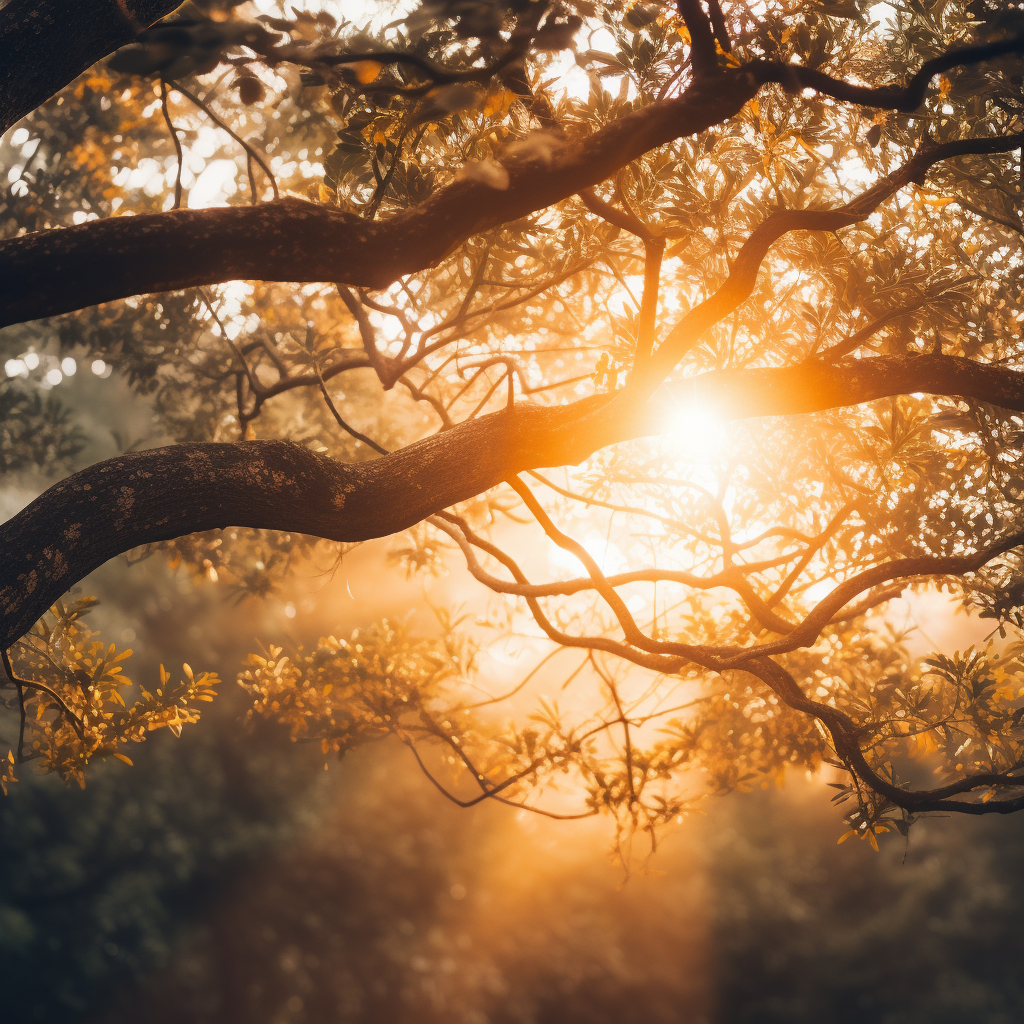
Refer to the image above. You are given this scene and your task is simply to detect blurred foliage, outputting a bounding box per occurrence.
[0,382,86,476]
[3,730,1024,1023]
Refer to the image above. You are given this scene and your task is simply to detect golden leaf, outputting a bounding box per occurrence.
[352,60,383,85]
[483,88,516,118]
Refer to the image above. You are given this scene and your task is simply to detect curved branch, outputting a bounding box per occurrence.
[747,658,1024,817]
[0,73,756,328]
[752,35,1024,111]
[8,351,1024,648]
[0,0,181,135]
[0,396,609,649]
[632,129,1024,392]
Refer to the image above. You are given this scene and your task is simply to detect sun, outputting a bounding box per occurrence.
[665,394,725,459]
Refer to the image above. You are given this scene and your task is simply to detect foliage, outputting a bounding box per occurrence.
[0,382,86,477]
[3,600,219,788]
[4,0,1024,853]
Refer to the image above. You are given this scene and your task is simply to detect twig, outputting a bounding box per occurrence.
[313,358,389,455]
[167,80,279,202]
[159,77,183,209]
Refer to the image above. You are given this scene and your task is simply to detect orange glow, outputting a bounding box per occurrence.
[665,395,725,459]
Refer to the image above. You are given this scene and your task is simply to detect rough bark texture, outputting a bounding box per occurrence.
[0,0,182,135]
[0,73,756,327]
[4,352,1024,648]
[0,396,614,648]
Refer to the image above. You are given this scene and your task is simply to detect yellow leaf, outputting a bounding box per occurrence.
[322,683,334,696]
[715,40,741,66]
[837,828,856,844]
[113,752,134,766]
[352,60,383,85]
[795,135,821,158]
[867,830,879,851]
[483,87,516,118]
[938,75,952,97]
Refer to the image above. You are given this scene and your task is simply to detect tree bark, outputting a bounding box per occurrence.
[0,395,614,648]
[4,352,1024,649]
[0,74,755,328]
[0,0,182,136]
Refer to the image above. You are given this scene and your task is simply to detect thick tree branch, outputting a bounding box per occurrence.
[0,396,611,649]
[8,351,1024,648]
[0,74,755,328]
[0,0,182,135]
[3,29,1019,331]
[676,0,719,78]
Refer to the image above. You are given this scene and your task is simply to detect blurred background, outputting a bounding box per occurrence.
[1,357,1023,1024]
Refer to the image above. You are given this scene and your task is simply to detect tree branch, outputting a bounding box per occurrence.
[752,35,1024,111]
[676,0,719,78]
[630,129,1024,393]
[8,351,1024,647]
[0,0,182,135]
[0,73,755,329]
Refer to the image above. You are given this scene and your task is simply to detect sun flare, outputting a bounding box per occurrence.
[665,397,725,458]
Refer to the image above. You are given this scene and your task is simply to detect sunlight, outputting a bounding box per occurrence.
[547,532,628,576]
[665,395,725,460]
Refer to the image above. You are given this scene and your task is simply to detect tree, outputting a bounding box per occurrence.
[3,0,1024,849]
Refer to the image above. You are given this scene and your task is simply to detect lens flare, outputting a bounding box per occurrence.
[666,396,724,458]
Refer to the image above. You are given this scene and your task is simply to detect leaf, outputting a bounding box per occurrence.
[238,75,266,105]
[407,84,478,128]
[113,752,134,766]
[351,60,383,84]
[108,45,165,76]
